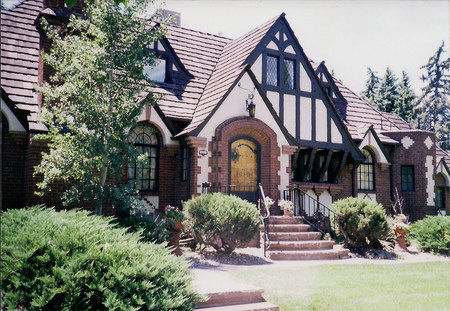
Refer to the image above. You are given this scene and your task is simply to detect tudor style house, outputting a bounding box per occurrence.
[2,0,450,221]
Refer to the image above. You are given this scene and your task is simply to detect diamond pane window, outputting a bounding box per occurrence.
[266,55,278,86]
[358,149,374,190]
[128,125,159,192]
[283,59,294,89]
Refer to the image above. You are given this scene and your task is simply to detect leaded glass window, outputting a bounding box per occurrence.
[283,59,294,89]
[266,55,278,86]
[358,149,374,190]
[128,125,159,191]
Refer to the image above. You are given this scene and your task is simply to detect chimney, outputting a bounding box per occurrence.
[162,10,181,26]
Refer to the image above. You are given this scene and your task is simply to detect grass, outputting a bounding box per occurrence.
[232,262,450,311]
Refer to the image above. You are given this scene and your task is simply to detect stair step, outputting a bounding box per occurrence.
[269,249,350,261]
[269,240,335,251]
[266,223,310,232]
[268,216,303,225]
[268,231,321,241]
[195,301,279,311]
[196,289,264,309]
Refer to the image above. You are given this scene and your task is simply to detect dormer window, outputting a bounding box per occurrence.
[144,57,167,83]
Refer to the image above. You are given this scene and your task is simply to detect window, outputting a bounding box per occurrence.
[401,165,414,191]
[144,58,167,83]
[266,55,278,86]
[437,187,445,209]
[358,149,374,190]
[181,147,190,181]
[128,125,159,191]
[283,59,295,89]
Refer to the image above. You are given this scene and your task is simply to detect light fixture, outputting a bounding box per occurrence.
[238,83,256,118]
[246,94,256,118]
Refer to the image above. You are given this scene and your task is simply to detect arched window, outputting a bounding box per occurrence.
[128,124,159,192]
[358,148,374,190]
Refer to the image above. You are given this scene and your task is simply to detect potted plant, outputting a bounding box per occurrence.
[391,188,410,252]
[164,205,184,256]
[278,199,293,217]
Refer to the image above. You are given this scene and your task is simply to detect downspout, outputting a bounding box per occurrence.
[351,165,356,198]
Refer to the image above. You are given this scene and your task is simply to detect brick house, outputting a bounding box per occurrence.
[2,0,449,220]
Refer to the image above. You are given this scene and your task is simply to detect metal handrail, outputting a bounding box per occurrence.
[258,183,270,257]
[284,186,347,246]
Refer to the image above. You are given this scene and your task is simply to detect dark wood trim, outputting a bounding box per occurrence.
[302,148,316,182]
[318,149,333,182]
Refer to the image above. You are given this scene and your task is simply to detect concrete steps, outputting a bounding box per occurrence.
[264,216,349,261]
[195,288,279,311]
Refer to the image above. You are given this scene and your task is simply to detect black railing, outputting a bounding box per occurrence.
[284,187,346,245]
[257,184,270,257]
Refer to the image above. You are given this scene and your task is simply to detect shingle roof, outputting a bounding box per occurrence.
[176,14,282,135]
[1,0,44,131]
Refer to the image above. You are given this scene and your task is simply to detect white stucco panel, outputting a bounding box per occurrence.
[284,45,296,54]
[137,103,176,147]
[1,99,26,132]
[436,160,450,186]
[316,99,327,142]
[267,91,279,115]
[360,131,389,164]
[358,192,377,202]
[319,190,332,216]
[283,94,296,136]
[426,155,435,206]
[252,54,262,83]
[198,72,290,148]
[267,40,278,50]
[300,96,312,140]
[331,119,342,144]
[300,63,312,92]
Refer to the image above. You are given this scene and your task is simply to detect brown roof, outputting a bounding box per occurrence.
[437,146,450,169]
[1,0,45,131]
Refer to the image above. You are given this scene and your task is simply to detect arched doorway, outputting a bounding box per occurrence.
[229,137,260,203]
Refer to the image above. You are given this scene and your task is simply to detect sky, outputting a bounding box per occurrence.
[153,0,449,96]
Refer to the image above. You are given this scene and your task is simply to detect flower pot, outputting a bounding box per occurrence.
[283,208,293,217]
[167,220,183,256]
[394,226,408,237]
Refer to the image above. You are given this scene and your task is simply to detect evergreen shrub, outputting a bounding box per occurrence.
[112,216,170,244]
[1,206,201,310]
[408,216,450,255]
[331,197,392,249]
[183,193,261,254]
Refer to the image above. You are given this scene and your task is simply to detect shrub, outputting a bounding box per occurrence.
[183,193,261,254]
[331,197,392,249]
[1,206,201,310]
[112,216,170,244]
[408,216,450,255]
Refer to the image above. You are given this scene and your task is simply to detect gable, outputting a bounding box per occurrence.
[244,15,363,160]
[358,127,392,164]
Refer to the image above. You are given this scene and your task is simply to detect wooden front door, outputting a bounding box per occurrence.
[229,138,259,203]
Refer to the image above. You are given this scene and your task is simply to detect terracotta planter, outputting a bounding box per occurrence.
[394,226,408,237]
[283,208,293,217]
[167,220,183,256]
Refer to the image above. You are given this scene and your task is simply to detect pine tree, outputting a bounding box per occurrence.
[414,42,450,151]
[395,71,416,123]
[361,67,380,106]
[376,68,399,113]
[35,0,167,215]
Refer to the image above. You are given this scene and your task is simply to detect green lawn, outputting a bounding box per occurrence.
[232,262,450,311]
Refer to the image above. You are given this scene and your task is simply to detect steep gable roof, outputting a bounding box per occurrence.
[1,0,45,131]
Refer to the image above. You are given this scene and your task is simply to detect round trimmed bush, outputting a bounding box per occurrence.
[183,193,261,254]
[331,197,392,249]
[1,206,201,310]
[408,216,450,255]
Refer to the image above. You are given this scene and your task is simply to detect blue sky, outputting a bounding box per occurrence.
[154,0,449,96]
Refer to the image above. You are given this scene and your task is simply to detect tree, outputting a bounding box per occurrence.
[361,67,380,106]
[414,42,450,151]
[35,0,167,215]
[376,67,399,113]
[395,71,416,123]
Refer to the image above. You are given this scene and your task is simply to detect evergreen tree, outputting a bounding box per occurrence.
[361,67,380,106]
[414,42,450,151]
[376,68,399,113]
[395,71,416,123]
[35,0,167,215]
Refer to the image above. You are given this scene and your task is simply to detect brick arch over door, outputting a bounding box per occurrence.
[209,116,281,201]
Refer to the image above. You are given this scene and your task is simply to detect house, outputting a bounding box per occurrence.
[2,0,449,221]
